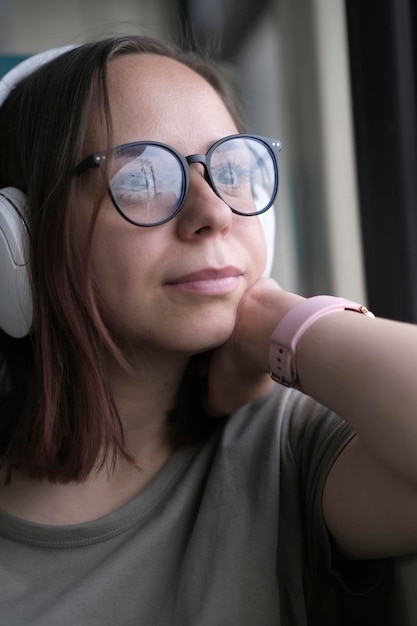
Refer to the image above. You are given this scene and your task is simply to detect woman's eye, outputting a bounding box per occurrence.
[216,165,238,186]
[213,160,251,190]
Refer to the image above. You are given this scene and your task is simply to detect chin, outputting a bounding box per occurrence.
[186,327,236,354]
[165,320,237,355]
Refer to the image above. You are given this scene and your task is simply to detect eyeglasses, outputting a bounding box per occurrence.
[74,134,282,227]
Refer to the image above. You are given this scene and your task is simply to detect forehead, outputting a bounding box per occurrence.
[98,53,238,151]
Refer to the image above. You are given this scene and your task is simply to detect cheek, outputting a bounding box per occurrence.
[240,217,269,279]
[89,217,169,312]
[92,229,144,291]
[87,215,138,298]
[89,233,152,338]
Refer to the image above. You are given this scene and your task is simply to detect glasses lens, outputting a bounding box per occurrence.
[209,137,277,215]
[108,144,185,225]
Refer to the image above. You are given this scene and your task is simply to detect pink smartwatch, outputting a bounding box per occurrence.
[269,295,375,387]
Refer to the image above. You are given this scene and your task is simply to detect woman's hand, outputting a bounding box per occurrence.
[206,278,303,415]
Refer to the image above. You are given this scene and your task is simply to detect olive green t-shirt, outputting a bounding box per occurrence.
[0,387,356,625]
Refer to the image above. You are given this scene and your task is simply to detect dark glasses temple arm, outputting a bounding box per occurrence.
[73,153,102,177]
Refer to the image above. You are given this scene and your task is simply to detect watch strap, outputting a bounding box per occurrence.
[269,295,375,387]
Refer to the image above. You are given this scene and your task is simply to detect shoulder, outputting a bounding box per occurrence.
[209,386,354,493]
[224,385,353,456]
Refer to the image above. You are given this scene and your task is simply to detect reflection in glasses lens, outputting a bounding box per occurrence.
[209,137,276,216]
[106,136,278,226]
[109,145,185,226]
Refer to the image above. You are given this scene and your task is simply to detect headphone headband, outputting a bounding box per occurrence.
[0,45,77,108]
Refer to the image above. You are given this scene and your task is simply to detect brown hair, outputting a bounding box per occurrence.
[0,35,240,482]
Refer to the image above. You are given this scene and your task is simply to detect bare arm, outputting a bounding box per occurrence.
[301,311,417,559]
[208,279,417,559]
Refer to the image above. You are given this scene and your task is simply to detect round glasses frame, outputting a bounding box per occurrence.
[74,134,282,227]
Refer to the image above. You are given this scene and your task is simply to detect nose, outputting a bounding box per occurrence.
[175,160,233,239]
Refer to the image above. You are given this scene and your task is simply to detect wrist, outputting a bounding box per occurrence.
[268,295,375,388]
[233,280,303,376]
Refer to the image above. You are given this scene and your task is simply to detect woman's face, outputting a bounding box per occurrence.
[81,53,267,356]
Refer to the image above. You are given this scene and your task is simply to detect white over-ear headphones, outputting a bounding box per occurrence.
[0,187,32,338]
[0,46,76,338]
[258,190,276,279]
[0,45,276,338]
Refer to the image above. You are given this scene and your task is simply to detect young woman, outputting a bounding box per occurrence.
[0,35,416,625]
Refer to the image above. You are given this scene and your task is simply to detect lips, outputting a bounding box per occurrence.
[165,266,242,295]
[170,266,241,283]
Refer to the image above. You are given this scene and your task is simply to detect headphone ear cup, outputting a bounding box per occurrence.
[0,46,78,339]
[0,187,33,337]
[259,206,276,278]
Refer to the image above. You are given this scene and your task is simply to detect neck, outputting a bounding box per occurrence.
[105,348,190,460]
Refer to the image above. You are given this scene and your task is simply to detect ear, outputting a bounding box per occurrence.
[259,207,276,277]
[0,188,33,337]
